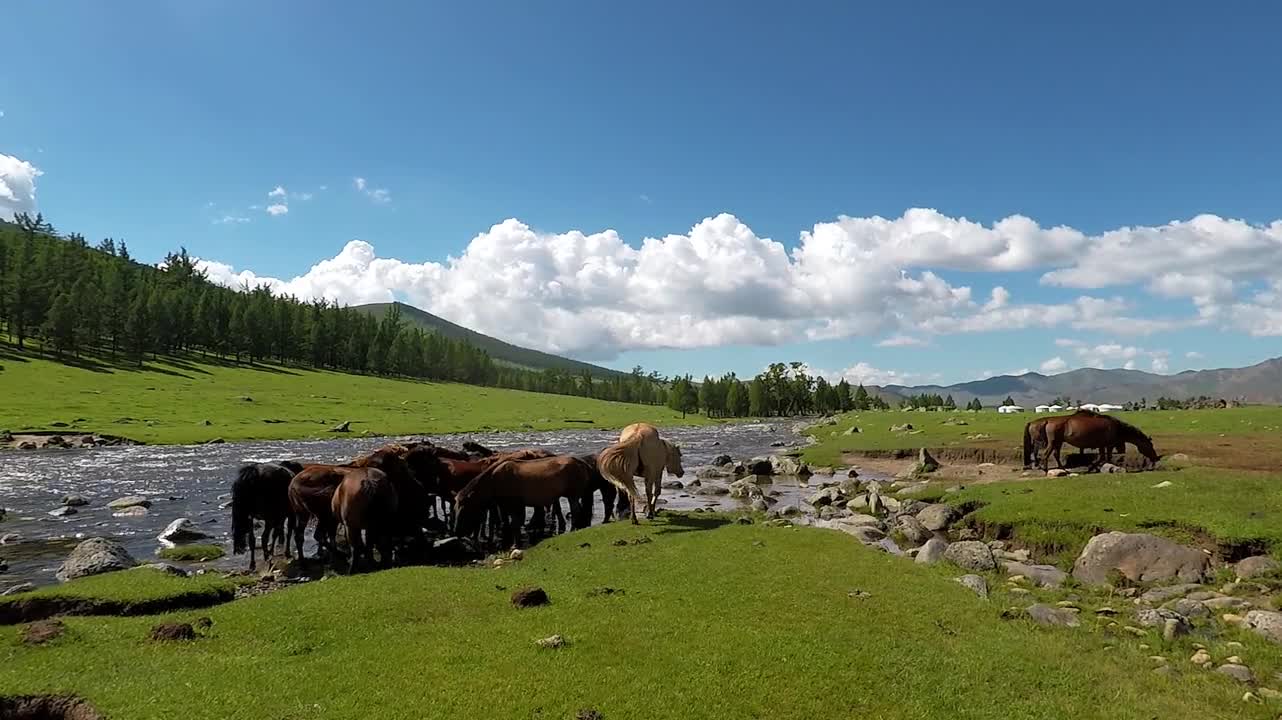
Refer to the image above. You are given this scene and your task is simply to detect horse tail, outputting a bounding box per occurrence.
[231,464,257,555]
[598,442,639,496]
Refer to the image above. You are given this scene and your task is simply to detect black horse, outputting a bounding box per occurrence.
[231,460,304,571]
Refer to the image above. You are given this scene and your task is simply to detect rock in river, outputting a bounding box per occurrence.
[1071,532,1210,586]
[56,537,137,582]
[157,518,213,546]
[107,495,152,510]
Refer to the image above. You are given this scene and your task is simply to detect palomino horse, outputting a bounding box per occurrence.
[330,467,398,573]
[231,460,304,571]
[453,455,594,547]
[574,453,629,525]
[1040,412,1159,471]
[597,423,684,524]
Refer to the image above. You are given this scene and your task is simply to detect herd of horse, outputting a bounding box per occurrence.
[230,422,685,573]
[1022,409,1160,470]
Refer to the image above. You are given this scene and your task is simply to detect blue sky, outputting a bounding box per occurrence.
[3,1,1281,385]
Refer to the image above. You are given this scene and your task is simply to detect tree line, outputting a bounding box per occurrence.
[664,363,891,418]
[0,213,669,404]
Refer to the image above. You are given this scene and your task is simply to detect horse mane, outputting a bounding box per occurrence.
[275,460,305,475]
[462,440,496,457]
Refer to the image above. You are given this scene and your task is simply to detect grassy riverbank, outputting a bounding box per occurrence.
[2,515,1269,719]
[0,353,708,445]
[945,467,1282,566]
[801,406,1282,469]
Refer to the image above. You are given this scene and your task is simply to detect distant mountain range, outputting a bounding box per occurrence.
[876,357,1282,406]
[355,302,626,378]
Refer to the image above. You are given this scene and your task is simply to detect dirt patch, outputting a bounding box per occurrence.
[20,619,65,646]
[511,587,550,608]
[149,622,196,642]
[0,695,105,720]
[0,586,235,626]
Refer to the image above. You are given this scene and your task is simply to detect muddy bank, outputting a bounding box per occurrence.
[0,585,235,625]
[1,431,141,451]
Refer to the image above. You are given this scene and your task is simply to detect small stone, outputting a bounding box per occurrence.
[508,548,524,561]
[107,496,152,510]
[1151,480,1173,489]
[48,506,78,517]
[1009,588,1031,595]
[955,574,989,599]
[1226,655,1244,665]
[1095,607,1119,616]
[1240,691,1260,704]
[1217,664,1255,684]
[1149,655,1168,664]
[1123,626,1148,637]
[535,634,566,649]
[1257,688,1282,700]
[1190,649,1212,666]
[1162,618,1185,642]
[61,495,90,507]
[1026,603,1081,628]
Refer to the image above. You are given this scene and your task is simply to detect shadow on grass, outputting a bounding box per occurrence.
[652,512,732,536]
[0,343,306,378]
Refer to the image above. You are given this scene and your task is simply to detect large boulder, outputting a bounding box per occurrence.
[944,541,997,572]
[1235,555,1281,579]
[770,455,810,477]
[894,515,933,546]
[1135,607,1192,637]
[916,504,957,532]
[1244,610,1282,644]
[157,518,213,547]
[56,537,137,582]
[915,538,948,565]
[1071,532,1211,586]
[729,479,763,500]
[745,457,774,475]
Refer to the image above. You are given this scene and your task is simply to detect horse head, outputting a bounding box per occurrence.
[664,441,685,478]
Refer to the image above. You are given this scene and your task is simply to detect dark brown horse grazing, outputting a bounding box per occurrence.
[454,455,593,547]
[331,467,398,573]
[1040,412,1159,471]
[231,460,304,571]
[1025,414,1125,469]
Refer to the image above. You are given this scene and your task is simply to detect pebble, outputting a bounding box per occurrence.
[1190,649,1212,666]
[1216,664,1255,684]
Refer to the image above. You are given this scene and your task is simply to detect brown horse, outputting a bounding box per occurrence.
[331,467,398,573]
[598,423,685,523]
[453,455,593,547]
[1025,413,1126,469]
[1040,412,1159,470]
[574,453,627,525]
[231,460,304,571]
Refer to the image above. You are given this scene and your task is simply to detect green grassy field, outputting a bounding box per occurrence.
[0,352,708,445]
[945,467,1282,565]
[3,516,1271,720]
[801,405,1282,467]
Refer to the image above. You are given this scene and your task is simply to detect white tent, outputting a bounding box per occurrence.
[1097,403,1124,412]
[1048,404,1064,412]
[1080,403,1101,412]
[1035,405,1051,413]
[997,405,1025,414]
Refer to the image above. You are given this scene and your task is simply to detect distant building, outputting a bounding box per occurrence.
[1035,405,1051,413]
[997,405,1025,414]
[1097,403,1124,412]
[1080,403,1101,412]
[1048,404,1064,412]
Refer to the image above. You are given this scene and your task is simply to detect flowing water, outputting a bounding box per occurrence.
[0,422,848,588]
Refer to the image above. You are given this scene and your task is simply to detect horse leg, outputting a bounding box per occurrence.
[283,515,294,560]
[554,501,566,535]
[248,523,258,573]
[346,526,363,574]
[260,523,273,567]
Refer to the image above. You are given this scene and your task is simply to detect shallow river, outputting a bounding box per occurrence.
[0,422,844,589]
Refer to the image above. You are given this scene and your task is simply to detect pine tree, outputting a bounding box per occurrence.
[42,286,77,357]
[944,394,956,410]
[853,383,871,411]
[124,287,151,365]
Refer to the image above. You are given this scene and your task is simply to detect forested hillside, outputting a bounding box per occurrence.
[0,214,667,405]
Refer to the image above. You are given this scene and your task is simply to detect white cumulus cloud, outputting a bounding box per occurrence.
[0,153,41,220]
[354,176,391,205]
[268,185,287,199]
[265,204,289,217]
[1040,356,1069,373]
[193,209,1282,360]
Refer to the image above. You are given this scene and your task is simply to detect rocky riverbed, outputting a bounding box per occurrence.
[0,421,883,589]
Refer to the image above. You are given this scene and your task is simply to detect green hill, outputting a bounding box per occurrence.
[356,301,626,378]
[0,351,706,445]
